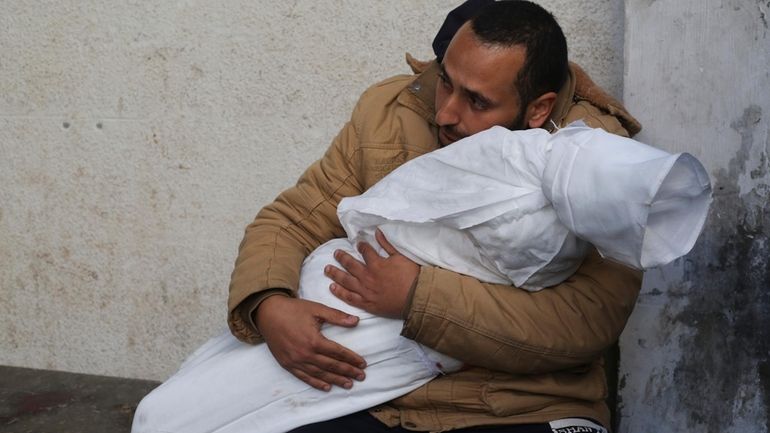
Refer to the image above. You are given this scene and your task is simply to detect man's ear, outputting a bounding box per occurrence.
[525,92,558,129]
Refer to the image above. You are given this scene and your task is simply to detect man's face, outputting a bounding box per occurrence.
[435,24,527,146]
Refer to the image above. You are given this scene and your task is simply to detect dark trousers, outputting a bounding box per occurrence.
[288,410,552,433]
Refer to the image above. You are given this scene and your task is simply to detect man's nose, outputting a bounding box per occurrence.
[435,94,460,126]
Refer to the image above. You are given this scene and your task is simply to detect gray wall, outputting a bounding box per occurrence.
[0,1,625,380]
[619,0,770,431]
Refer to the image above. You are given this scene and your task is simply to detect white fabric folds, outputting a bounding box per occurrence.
[340,123,712,290]
[132,124,711,433]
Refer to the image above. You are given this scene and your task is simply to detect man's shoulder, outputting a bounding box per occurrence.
[339,65,438,164]
[565,63,642,137]
[356,53,438,123]
[355,54,437,112]
[349,74,422,145]
[349,64,437,149]
[355,74,417,113]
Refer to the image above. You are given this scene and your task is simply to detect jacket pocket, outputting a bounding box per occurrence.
[480,365,607,416]
[481,383,566,416]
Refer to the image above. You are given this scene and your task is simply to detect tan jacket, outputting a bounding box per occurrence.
[227,57,642,431]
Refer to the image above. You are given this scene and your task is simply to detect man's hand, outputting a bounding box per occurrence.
[255,295,367,391]
[325,229,419,318]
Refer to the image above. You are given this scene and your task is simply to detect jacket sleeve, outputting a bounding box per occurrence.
[402,108,642,374]
[227,110,365,344]
[403,251,641,374]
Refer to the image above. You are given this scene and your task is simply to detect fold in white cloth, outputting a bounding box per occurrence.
[132,124,711,433]
[341,123,712,290]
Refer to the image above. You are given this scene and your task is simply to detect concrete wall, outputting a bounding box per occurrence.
[0,1,625,380]
[619,0,770,431]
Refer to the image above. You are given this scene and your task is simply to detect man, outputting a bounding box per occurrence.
[228,1,642,431]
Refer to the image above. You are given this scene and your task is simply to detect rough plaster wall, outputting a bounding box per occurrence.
[620,0,770,432]
[0,0,623,381]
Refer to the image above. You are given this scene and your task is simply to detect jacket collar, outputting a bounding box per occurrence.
[397,56,440,126]
[569,62,642,136]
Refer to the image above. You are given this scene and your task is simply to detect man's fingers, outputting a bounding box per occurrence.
[316,337,367,370]
[284,329,366,391]
[314,354,367,382]
[375,228,399,256]
[325,264,365,295]
[304,352,367,388]
[309,303,367,368]
[290,368,332,392]
[302,363,355,390]
[295,339,368,391]
[334,250,366,276]
[313,302,359,327]
[330,283,365,308]
[357,241,381,265]
[259,297,369,392]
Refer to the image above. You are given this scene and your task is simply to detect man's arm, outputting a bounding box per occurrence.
[328,234,641,375]
[227,104,372,391]
[227,118,363,343]
[402,251,641,374]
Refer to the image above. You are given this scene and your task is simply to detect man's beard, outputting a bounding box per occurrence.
[508,108,528,131]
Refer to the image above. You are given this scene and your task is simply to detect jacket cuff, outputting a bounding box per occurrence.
[230,289,292,344]
[246,289,293,327]
[400,266,435,341]
[400,269,421,320]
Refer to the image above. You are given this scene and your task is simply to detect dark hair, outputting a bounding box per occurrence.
[470,1,568,107]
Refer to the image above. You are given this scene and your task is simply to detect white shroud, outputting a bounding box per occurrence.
[132,124,711,433]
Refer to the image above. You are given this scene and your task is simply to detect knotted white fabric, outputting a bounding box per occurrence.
[542,125,711,269]
[132,124,711,433]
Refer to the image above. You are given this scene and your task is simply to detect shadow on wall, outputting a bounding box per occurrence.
[629,105,769,431]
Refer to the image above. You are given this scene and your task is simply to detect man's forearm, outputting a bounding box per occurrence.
[234,289,293,342]
[227,118,363,343]
[401,251,642,374]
